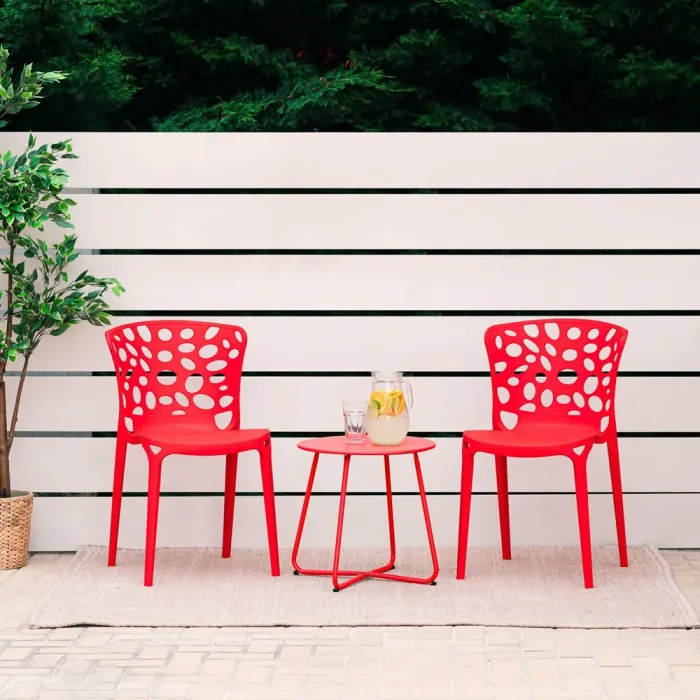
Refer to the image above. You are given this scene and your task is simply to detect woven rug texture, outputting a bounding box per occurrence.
[30,545,698,629]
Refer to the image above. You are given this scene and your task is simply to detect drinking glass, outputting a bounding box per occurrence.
[343,401,367,443]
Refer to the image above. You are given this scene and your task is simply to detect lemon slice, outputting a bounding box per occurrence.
[369,390,392,415]
[390,389,406,415]
[367,402,379,419]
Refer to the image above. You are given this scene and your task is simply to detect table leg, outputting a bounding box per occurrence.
[359,453,439,586]
[332,455,351,591]
[291,453,319,575]
[339,452,438,587]
[413,452,439,584]
[384,455,397,570]
[292,451,395,583]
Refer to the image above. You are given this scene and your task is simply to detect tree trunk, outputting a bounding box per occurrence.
[0,240,13,497]
[0,378,10,497]
[8,354,30,451]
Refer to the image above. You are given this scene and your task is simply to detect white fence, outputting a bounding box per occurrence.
[3,132,700,551]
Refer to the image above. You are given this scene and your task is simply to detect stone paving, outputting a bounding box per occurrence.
[1,551,700,699]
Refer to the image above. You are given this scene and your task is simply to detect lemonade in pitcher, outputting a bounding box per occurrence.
[366,371,413,446]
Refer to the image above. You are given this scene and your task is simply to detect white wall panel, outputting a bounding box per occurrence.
[5,133,700,188]
[30,494,700,551]
[69,254,700,311]
[12,437,700,495]
[61,194,700,250]
[25,315,700,373]
[7,376,700,433]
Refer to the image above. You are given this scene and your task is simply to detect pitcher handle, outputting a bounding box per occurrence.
[404,381,414,410]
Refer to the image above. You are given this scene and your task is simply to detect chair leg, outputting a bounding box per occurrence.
[222,454,238,559]
[495,455,511,560]
[144,451,164,587]
[108,437,127,567]
[259,440,280,577]
[607,435,628,567]
[384,456,397,569]
[456,443,475,580]
[572,455,594,589]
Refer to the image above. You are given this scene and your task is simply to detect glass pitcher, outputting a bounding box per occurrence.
[366,371,413,446]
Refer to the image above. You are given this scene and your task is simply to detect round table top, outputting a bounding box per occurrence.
[297,436,436,456]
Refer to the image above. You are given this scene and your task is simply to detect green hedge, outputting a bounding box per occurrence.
[2,0,698,131]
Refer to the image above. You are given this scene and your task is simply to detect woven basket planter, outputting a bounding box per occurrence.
[0,491,33,570]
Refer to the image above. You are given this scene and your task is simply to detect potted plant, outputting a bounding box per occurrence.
[0,46,124,569]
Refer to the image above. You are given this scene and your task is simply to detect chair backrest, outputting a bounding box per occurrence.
[484,319,627,435]
[105,320,247,437]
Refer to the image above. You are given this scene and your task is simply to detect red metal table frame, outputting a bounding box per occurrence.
[291,436,439,591]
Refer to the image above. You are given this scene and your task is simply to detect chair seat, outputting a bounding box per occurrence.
[137,425,270,456]
[463,423,600,457]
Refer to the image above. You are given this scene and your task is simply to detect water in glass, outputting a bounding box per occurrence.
[343,401,367,443]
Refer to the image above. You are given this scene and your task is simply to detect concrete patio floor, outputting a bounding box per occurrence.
[1,551,700,699]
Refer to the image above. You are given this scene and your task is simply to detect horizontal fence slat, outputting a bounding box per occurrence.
[13,437,700,495]
[6,133,700,188]
[69,255,700,311]
[57,194,700,250]
[26,315,700,373]
[30,494,700,550]
[6,376,699,432]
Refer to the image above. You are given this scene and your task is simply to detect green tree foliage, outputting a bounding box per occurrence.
[0,47,124,497]
[1,0,699,131]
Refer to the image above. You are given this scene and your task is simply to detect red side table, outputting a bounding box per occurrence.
[291,436,439,591]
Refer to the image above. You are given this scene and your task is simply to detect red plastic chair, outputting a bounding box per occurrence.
[105,320,280,586]
[457,319,628,588]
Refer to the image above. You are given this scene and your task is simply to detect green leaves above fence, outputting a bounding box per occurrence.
[0,45,67,128]
[3,1,700,131]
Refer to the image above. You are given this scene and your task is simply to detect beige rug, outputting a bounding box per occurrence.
[30,545,698,629]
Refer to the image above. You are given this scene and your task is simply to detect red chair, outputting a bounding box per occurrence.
[105,321,280,586]
[457,319,628,588]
